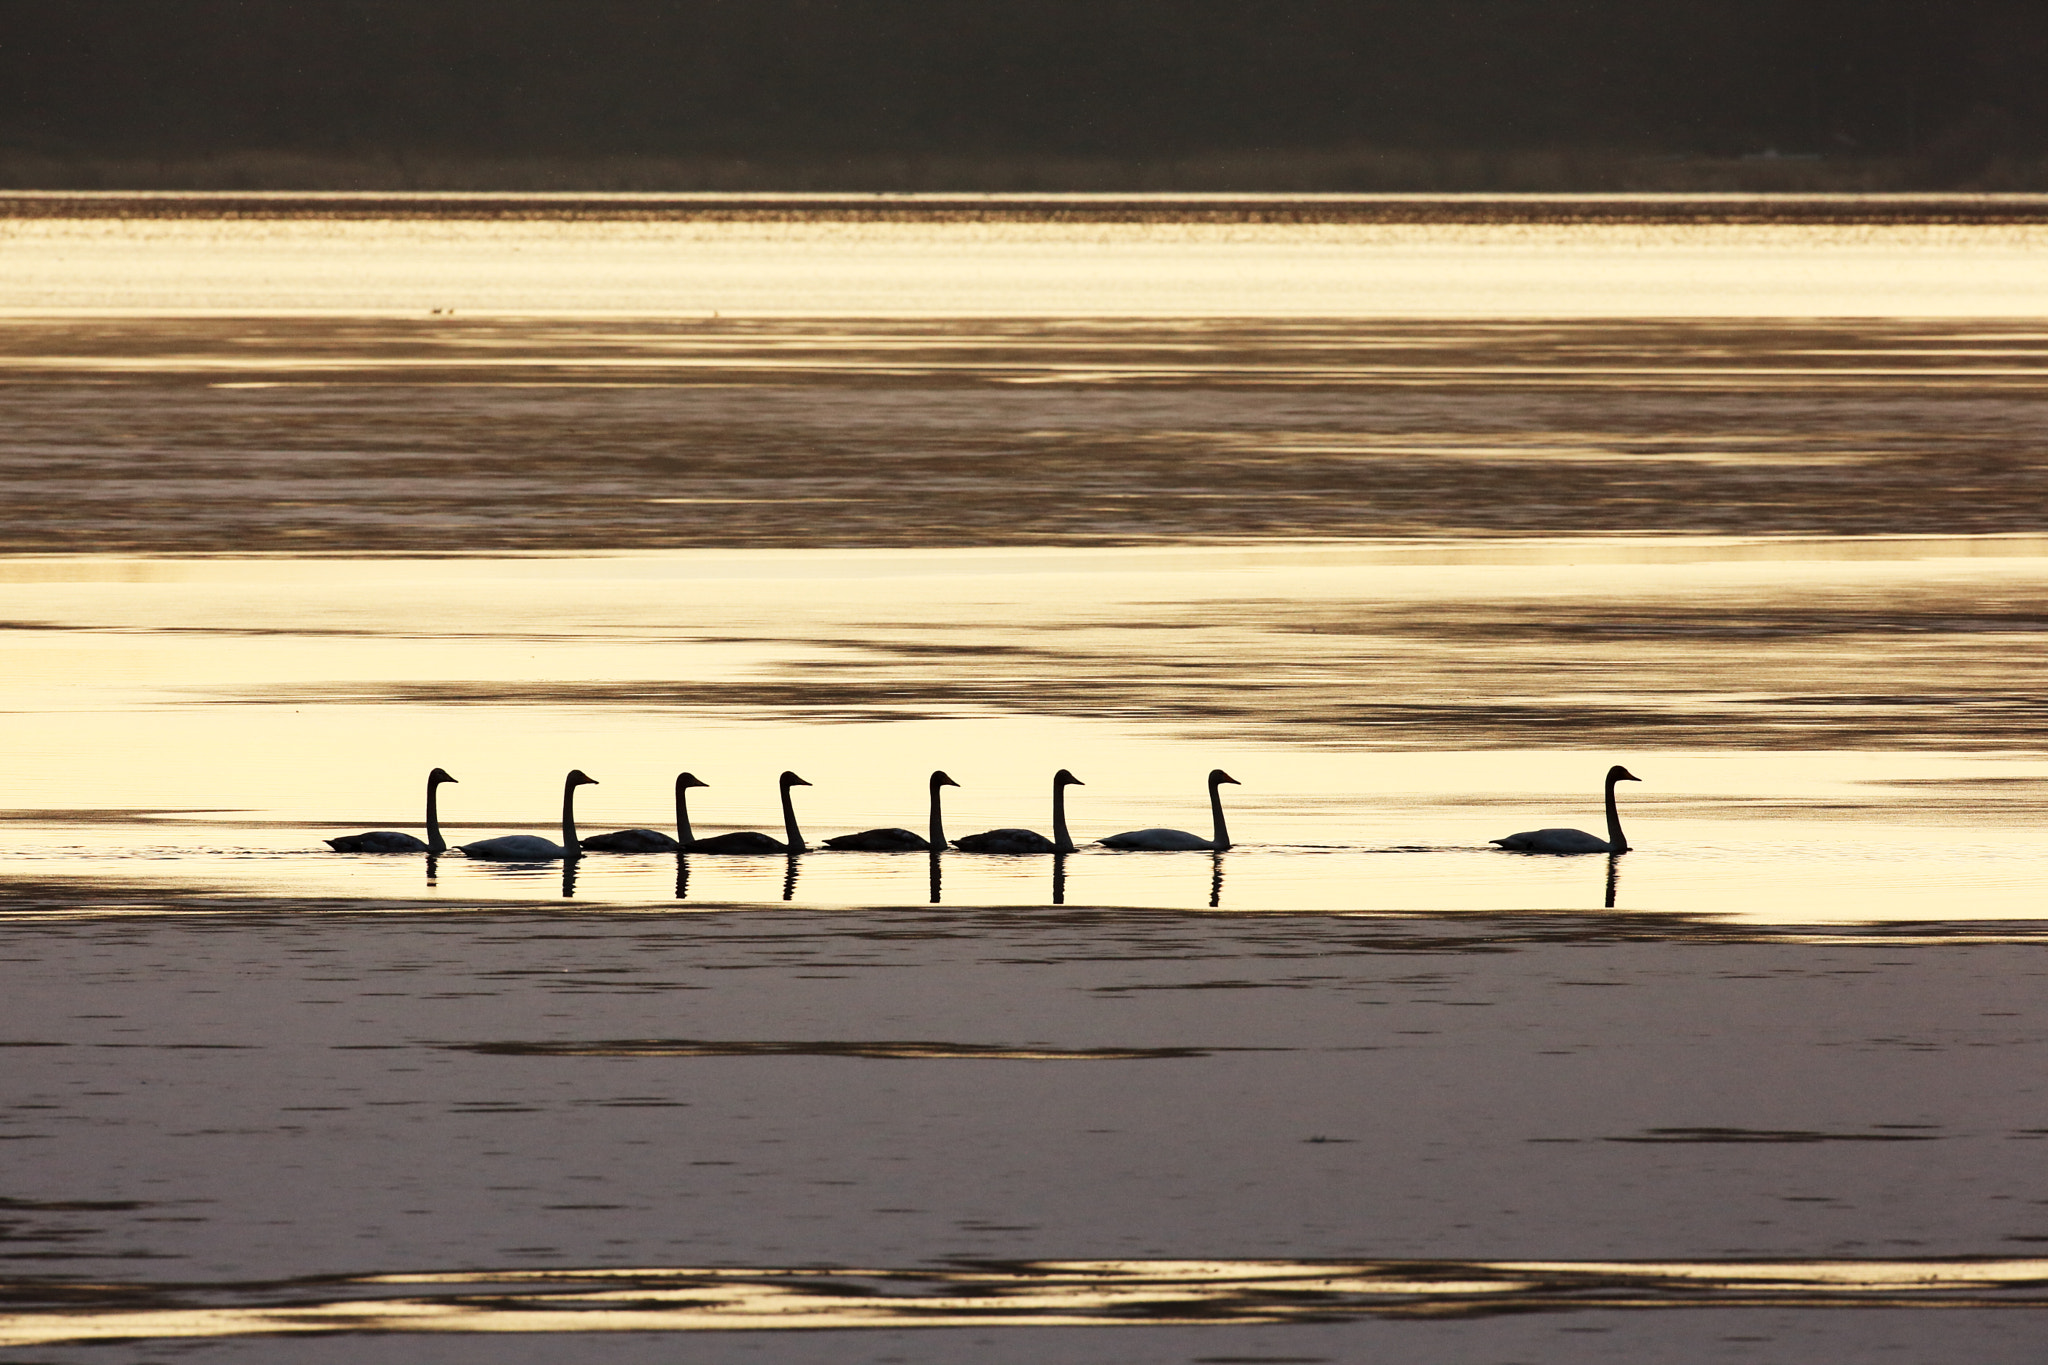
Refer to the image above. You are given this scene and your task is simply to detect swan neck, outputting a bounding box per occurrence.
[562,776,582,858]
[674,780,695,845]
[425,775,445,855]
[1209,777,1232,851]
[928,780,946,849]
[781,782,806,853]
[1052,779,1075,854]
[1604,774,1629,853]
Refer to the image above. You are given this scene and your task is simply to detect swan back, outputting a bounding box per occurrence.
[685,830,788,855]
[952,827,1057,855]
[580,827,680,853]
[327,830,429,853]
[1099,827,1215,851]
[458,834,569,861]
[1491,828,1612,855]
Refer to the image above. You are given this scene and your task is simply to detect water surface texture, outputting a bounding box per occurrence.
[1,199,2045,1362]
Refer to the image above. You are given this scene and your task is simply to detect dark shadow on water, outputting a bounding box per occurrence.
[444,1039,1220,1061]
[1606,1126,1942,1144]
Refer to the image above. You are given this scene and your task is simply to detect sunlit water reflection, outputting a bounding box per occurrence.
[3,540,2044,922]
[5,1255,2045,1348]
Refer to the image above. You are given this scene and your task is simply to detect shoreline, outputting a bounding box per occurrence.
[7,189,2048,225]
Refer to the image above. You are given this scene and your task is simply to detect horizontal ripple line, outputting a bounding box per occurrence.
[3,1256,2045,1346]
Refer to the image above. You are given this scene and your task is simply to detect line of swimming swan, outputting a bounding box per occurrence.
[327,764,1642,860]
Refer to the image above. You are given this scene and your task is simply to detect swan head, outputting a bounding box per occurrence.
[1607,765,1641,784]
[567,769,598,787]
[1209,768,1239,787]
[931,770,959,788]
[429,767,457,785]
[1054,769,1084,788]
[676,772,709,790]
[780,771,810,789]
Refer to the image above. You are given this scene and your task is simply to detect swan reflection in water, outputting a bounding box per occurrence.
[1210,850,1225,908]
[675,855,689,901]
[1052,852,1067,905]
[928,850,942,904]
[782,854,800,903]
[561,860,577,899]
[1605,852,1621,909]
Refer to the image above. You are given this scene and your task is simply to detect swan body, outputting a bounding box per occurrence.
[459,833,571,861]
[687,831,789,854]
[1493,765,1641,855]
[951,827,1056,855]
[824,826,927,852]
[953,769,1082,855]
[1100,827,1215,851]
[327,830,429,853]
[1491,827,1613,854]
[585,771,711,852]
[825,771,957,852]
[1100,769,1238,851]
[459,770,596,862]
[328,768,457,853]
[683,772,809,854]
[578,827,678,853]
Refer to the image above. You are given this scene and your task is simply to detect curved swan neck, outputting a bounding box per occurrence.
[1052,778,1075,854]
[780,781,806,852]
[562,775,583,858]
[928,777,947,849]
[674,778,695,845]
[425,774,446,855]
[1208,775,1232,851]
[1604,773,1629,853]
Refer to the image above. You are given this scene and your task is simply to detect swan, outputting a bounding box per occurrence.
[457,770,597,861]
[1492,765,1641,854]
[580,771,708,853]
[824,770,958,851]
[1100,769,1239,851]
[327,767,457,853]
[684,771,810,854]
[953,769,1083,854]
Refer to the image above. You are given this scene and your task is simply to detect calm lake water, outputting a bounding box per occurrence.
[1,198,2045,1361]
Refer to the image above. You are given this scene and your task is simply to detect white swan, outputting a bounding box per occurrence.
[1100,769,1238,851]
[1492,765,1641,854]
[327,767,457,853]
[684,771,810,854]
[580,771,701,853]
[457,770,597,861]
[824,770,958,852]
[953,769,1083,854]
